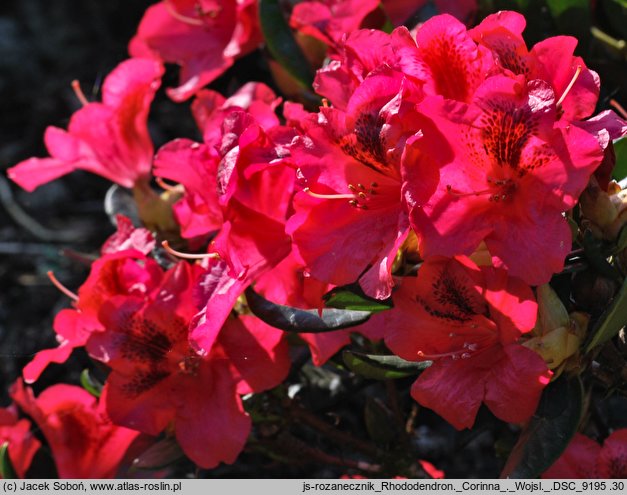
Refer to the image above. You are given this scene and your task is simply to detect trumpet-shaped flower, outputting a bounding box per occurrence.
[8,59,163,191]
[384,256,550,429]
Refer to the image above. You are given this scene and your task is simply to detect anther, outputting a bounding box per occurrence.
[556,65,582,108]
[370,182,378,188]
[71,80,89,107]
[47,271,79,302]
[161,241,220,260]
[322,98,330,108]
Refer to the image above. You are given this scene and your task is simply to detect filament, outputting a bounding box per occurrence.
[155,177,179,192]
[303,187,356,200]
[71,80,89,107]
[47,271,79,302]
[164,0,205,26]
[556,65,582,108]
[610,99,627,120]
[161,241,220,260]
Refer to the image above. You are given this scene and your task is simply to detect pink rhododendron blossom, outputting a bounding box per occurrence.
[542,430,627,478]
[8,59,163,191]
[469,11,599,121]
[86,262,290,468]
[405,76,605,285]
[211,111,296,281]
[130,0,261,101]
[290,0,381,47]
[192,83,281,146]
[11,381,139,478]
[401,14,494,102]
[23,251,163,383]
[0,405,40,479]
[288,69,438,299]
[384,256,551,429]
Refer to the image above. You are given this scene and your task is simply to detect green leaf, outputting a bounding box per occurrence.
[80,369,103,398]
[131,437,184,471]
[586,275,627,352]
[323,283,393,313]
[342,350,431,380]
[259,0,314,88]
[245,287,372,333]
[612,137,627,181]
[500,376,583,479]
[0,442,17,479]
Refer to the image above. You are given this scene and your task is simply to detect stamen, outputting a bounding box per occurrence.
[71,80,89,107]
[322,98,329,108]
[417,349,465,359]
[302,187,355,200]
[163,0,204,26]
[47,271,79,302]
[446,184,492,197]
[610,99,627,120]
[155,177,179,192]
[556,65,582,108]
[161,241,220,260]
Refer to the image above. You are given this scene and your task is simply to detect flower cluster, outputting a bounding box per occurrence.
[4,0,627,479]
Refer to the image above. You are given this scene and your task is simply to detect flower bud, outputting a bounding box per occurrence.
[579,176,618,238]
[534,284,570,337]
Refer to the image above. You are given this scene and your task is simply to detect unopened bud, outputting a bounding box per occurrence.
[535,284,569,336]
[579,176,618,238]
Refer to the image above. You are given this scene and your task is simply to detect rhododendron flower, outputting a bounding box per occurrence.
[192,83,281,147]
[542,430,627,478]
[86,262,290,468]
[290,0,380,47]
[395,14,494,103]
[154,83,282,239]
[0,405,40,479]
[130,0,261,101]
[384,256,551,429]
[23,250,163,383]
[405,75,605,285]
[469,11,599,121]
[11,381,139,478]
[8,59,163,191]
[288,68,439,299]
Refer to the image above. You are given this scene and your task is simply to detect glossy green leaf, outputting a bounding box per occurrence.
[245,287,372,333]
[586,275,627,352]
[342,350,432,380]
[0,442,17,479]
[612,137,627,181]
[132,437,184,471]
[323,284,393,313]
[259,0,314,88]
[500,377,583,479]
[80,369,103,398]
